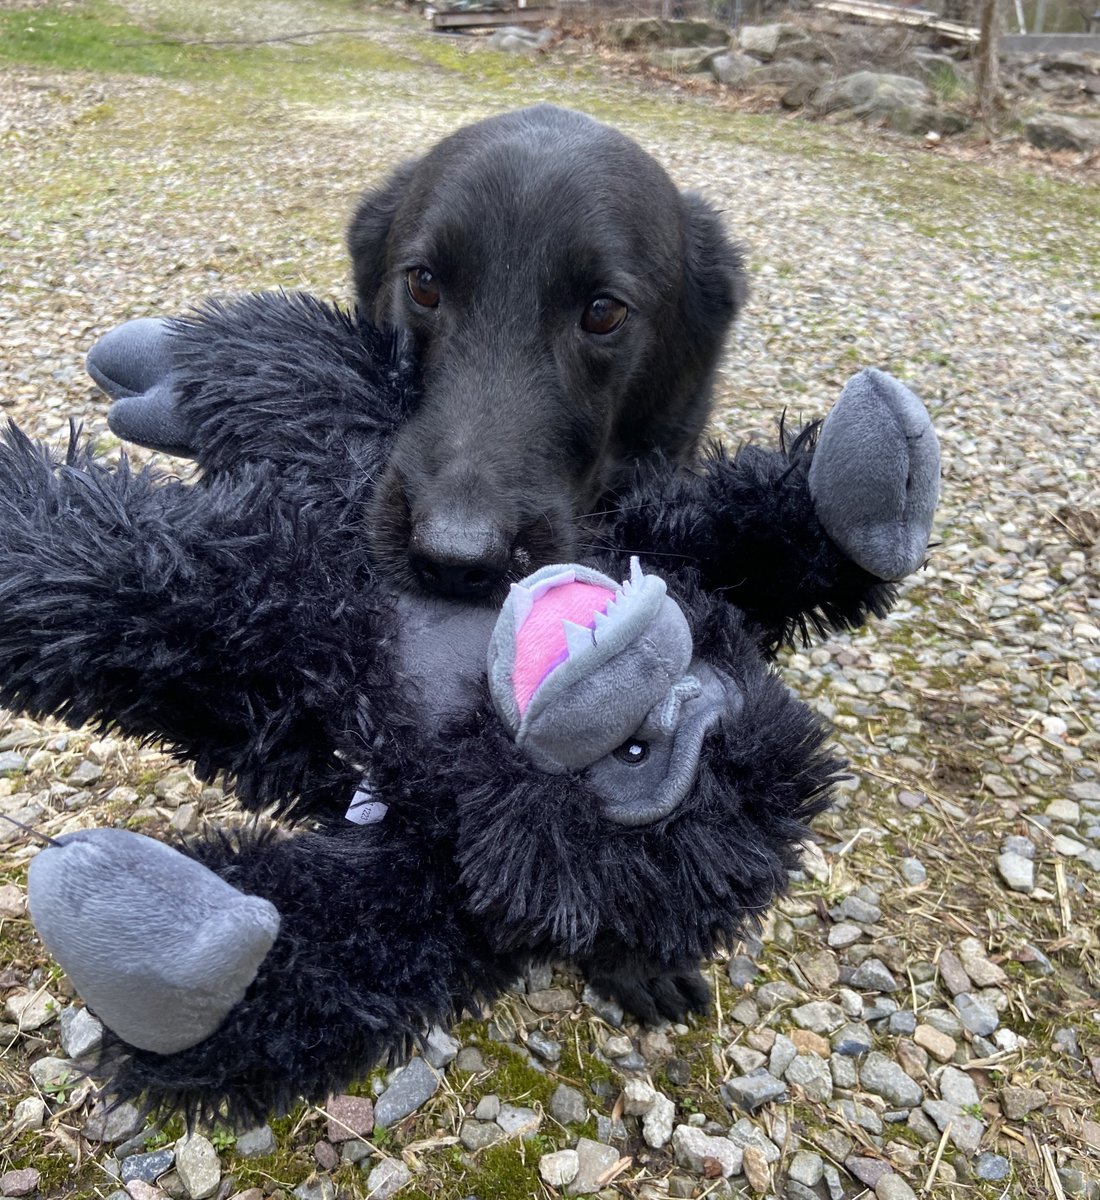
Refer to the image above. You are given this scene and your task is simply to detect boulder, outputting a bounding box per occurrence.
[812,71,931,119]
[737,23,803,60]
[1024,111,1100,150]
[606,18,729,49]
[710,50,761,86]
[648,46,729,72]
[888,103,970,135]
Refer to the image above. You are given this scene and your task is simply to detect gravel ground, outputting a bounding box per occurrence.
[1,3,1099,1199]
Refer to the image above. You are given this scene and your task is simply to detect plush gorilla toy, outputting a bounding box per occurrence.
[0,293,939,1124]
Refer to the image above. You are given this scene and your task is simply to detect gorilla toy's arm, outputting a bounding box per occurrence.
[89,292,414,485]
[596,370,939,652]
[0,424,395,819]
[28,822,512,1125]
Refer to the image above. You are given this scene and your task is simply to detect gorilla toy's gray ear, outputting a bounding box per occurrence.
[87,318,196,457]
[808,368,940,582]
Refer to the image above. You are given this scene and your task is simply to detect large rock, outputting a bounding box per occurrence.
[813,71,931,120]
[710,51,760,86]
[1024,112,1100,151]
[648,46,728,72]
[606,17,730,49]
[737,23,802,59]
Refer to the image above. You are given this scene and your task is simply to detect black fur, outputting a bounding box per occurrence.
[0,294,897,1122]
[347,105,746,599]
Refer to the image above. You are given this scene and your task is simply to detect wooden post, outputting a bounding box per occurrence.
[974,0,1004,127]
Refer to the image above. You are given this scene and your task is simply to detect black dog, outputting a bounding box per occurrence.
[348,105,746,600]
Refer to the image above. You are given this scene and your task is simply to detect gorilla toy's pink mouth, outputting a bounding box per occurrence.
[510,575,616,717]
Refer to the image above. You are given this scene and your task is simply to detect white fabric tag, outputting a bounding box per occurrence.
[345,780,388,825]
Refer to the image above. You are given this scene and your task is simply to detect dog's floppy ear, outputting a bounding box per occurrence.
[680,192,748,332]
[347,158,421,316]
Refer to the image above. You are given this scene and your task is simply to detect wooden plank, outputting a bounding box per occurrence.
[814,0,979,41]
[431,6,556,28]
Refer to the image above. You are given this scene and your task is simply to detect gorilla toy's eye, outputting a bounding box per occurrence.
[406,267,441,308]
[581,296,628,335]
[613,739,649,765]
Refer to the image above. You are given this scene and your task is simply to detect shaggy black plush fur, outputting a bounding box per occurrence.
[0,292,899,1121]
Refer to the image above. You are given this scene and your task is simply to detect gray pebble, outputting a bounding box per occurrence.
[769,1033,797,1078]
[67,759,103,785]
[596,1113,627,1143]
[938,1065,979,1108]
[831,1021,874,1056]
[526,1031,561,1062]
[83,1100,144,1144]
[997,852,1035,892]
[851,958,899,992]
[727,1117,780,1163]
[922,1101,985,1153]
[550,1083,588,1125]
[174,1134,220,1200]
[459,1119,503,1151]
[727,955,759,987]
[473,1093,500,1121]
[496,1103,541,1138]
[899,857,927,885]
[975,1152,1011,1181]
[889,1010,917,1035]
[955,993,999,1036]
[830,1052,858,1088]
[235,1125,277,1157]
[569,1138,621,1196]
[454,1047,485,1073]
[785,1054,833,1102]
[0,751,27,775]
[875,1175,918,1200]
[120,1149,175,1185]
[364,1160,412,1200]
[834,894,881,924]
[424,1025,460,1068]
[859,1051,924,1108]
[58,1005,104,1060]
[723,1070,788,1112]
[374,1056,439,1126]
[790,1000,846,1033]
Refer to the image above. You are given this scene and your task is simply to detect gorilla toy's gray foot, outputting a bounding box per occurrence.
[808,368,940,582]
[27,829,279,1053]
[87,318,195,456]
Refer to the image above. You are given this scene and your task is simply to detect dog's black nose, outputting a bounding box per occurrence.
[408,514,511,599]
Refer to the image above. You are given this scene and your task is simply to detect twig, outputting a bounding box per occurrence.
[1054,859,1072,933]
[1042,1142,1068,1200]
[921,1121,951,1195]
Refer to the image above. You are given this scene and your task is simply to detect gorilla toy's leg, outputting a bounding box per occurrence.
[0,424,397,820]
[28,823,508,1124]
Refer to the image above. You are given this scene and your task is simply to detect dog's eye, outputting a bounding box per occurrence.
[613,739,649,765]
[581,296,628,335]
[406,267,440,309]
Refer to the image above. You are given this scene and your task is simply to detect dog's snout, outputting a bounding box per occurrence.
[408,512,512,600]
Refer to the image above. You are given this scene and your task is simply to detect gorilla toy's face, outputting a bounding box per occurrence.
[425,560,844,966]
[488,560,741,827]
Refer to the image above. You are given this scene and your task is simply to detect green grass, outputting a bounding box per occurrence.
[0,0,418,91]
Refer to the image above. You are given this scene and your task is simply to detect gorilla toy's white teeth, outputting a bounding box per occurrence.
[562,620,595,659]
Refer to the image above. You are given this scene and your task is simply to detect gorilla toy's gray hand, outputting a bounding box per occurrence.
[27,829,279,1054]
[86,318,196,457]
[808,368,940,582]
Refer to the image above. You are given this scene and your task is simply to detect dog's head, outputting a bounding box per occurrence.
[348,106,746,601]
